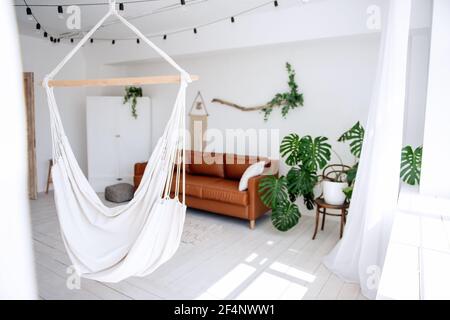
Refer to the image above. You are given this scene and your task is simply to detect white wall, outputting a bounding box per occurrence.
[19,35,87,193]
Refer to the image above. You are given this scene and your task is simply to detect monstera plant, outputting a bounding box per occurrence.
[339,121,423,200]
[337,121,365,200]
[259,134,332,231]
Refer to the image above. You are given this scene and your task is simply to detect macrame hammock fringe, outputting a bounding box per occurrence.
[43,1,191,283]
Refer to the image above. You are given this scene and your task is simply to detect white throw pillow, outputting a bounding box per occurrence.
[238,161,266,191]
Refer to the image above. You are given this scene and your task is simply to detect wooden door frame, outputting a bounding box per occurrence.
[23,72,37,200]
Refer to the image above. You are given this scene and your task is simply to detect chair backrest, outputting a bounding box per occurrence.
[322,164,351,182]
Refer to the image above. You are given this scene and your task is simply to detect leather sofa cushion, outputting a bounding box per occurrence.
[170,174,218,198]
[188,151,225,178]
[202,179,248,206]
[224,154,269,180]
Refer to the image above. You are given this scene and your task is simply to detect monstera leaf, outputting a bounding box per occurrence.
[280,134,302,166]
[271,201,301,232]
[338,121,365,158]
[346,163,358,185]
[299,136,332,172]
[286,166,318,200]
[400,146,422,185]
[258,176,288,208]
[342,186,353,200]
[302,191,315,210]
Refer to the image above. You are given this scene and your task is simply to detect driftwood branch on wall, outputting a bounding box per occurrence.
[211,98,268,112]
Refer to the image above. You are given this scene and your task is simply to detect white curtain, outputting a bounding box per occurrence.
[0,0,37,299]
[323,0,412,299]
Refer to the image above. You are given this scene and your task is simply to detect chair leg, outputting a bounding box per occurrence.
[340,209,345,238]
[313,206,320,240]
[321,208,326,230]
[249,220,255,230]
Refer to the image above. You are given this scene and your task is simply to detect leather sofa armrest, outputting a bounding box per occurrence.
[248,174,271,221]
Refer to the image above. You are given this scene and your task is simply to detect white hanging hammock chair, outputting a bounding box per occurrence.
[43,1,194,283]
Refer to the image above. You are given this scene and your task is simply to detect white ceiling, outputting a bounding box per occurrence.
[14,0,309,40]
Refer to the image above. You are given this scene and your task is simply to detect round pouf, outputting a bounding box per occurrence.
[105,183,134,203]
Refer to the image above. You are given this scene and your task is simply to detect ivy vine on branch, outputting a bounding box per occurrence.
[123,86,143,119]
[262,63,304,120]
[212,62,304,121]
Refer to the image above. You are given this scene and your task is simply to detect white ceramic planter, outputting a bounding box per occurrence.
[322,180,348,205]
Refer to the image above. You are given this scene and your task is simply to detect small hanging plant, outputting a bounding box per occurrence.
[123,86,142,119]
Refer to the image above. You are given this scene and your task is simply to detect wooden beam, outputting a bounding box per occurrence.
[43,75,199,88]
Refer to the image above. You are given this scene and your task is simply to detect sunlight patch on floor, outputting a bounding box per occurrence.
[196,263,256,299]
[235,272,294,299]
[269,262,316,283]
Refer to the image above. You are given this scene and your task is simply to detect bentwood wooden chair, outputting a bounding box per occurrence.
[312,164,351,240]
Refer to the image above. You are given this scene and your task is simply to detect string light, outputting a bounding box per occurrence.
[26,7,33,21]
[57,5,64,19]
[26,0,298,46]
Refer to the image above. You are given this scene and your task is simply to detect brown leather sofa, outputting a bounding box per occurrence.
[134,152,278,229]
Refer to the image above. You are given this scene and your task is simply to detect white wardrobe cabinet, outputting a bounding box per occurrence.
[86,96,151,192]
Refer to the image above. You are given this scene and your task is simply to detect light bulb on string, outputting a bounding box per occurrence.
[26,7,33,21]
[57,6,64,19]
[35,23,41,34]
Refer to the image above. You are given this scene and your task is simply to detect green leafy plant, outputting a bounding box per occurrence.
[338,121,365,158]
[123,86,143,119]
[338,122,365,200]
[339,121,423,200]
[262,63,304,121]
[400,146,422,185]
[259,134,331,232]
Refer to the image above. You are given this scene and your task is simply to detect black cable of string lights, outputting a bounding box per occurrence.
[15,0,170,7]
[19,0,283,45]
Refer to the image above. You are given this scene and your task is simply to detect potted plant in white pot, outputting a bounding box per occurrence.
[321,164,350,205]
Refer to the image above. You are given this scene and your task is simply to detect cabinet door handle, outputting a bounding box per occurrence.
[115,134,121,138]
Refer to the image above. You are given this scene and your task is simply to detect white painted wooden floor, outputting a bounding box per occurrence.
[30,192,365,300]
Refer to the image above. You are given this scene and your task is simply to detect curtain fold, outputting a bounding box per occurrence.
[323,0,412,299]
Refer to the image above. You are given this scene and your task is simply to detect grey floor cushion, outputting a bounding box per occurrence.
[105,183,134,203]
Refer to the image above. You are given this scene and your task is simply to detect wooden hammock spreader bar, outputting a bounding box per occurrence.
[43,75,199,88]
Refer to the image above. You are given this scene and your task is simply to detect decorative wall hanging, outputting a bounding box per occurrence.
[189,91,209,151]
[212,62,304,121]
